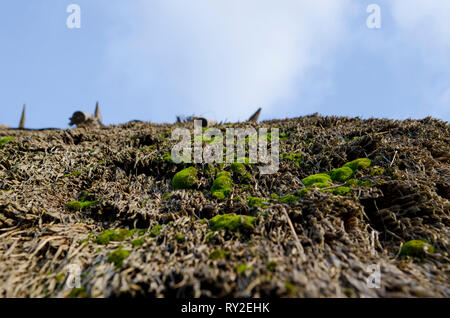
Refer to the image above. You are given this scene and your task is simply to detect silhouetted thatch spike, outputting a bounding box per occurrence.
[94,101,102,122]
[18,104,26,129]
[248,107,262,123]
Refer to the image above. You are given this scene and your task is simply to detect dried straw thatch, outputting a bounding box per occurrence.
[0,115,448,298]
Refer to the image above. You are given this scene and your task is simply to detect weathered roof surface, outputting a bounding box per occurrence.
[0,115,448,298]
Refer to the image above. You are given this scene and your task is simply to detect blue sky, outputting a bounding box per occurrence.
[0,0,449,128]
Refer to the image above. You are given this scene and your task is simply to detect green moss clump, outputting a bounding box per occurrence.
[209,249,230,260]
[236,264,249,275]
[69,287,87,298]
[343,158,372,171]
[358,180,374,187]
[345,179,359,187]
[302,173,332,187]
[247,196,267,208]
[331,186,351,196]
[63,170,83,178]
[330,167,354,182]
[400,240,434,257]
[0,137,14,147]
[175,233,186,243]
[108,247,131,268]
[285,282,296,294]
[266,261,277,272]
[209,213,255,232]
[230,163,247,176]
[149,225,162,238]
[371,167,385,176]
[162,192,173,200]
[94,229,135,245]
[297,188,309,197]
[233,196,242,202]
[66,200,98,211]
[162,152,173,162]
[280,195,297,205]
[271,193,280,200]
[131,238,144,247]
[171,167,198,189]
[211,171,233,200]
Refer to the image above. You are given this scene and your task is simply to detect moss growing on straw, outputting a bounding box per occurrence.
[211,171,233,200]
[210,213,255,232]
[330,167,354,183]
[0,137,14,147]
[400,240,434,257]
[280,195,298,205]
[209,249,230,260]
[343,158,372,171]
[108,247,131,268]
[302,173,332,187]
[66,200,98,211]
[94,229,135,245]
[171,167,198,189]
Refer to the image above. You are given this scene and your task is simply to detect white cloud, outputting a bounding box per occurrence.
[103,0,354,122]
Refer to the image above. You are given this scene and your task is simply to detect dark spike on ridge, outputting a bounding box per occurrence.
[247,107,262,123]
[94,101,102,123]
[19,104,26,129]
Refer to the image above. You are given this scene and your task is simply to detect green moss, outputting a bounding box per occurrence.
[171,167,198,189]
[247,196,267,208]
[371,167,385,176]
[69,287,87,298]
[149,224,162,238]
[162,192,173,200]
[236,263,250,275]
[266,261,277,272]
[56,273,65,283]
[94,229,135,245]
[302,173,332,187]
[211,171,233,200]
[330,167,354,182]
[131,238,144,247]
[271,193,280,200]
[66,200,98,211]
[63,170,83,178]
[282,153,303,167]
[233,196,242,202]
[357,180,374,187]
[297,188,309,197]
[108,247,131,268]
[141,145,156,152]
[280,195,298,205]
[162,152,173,162]
[0,137,14,147]
[236,156,250,165]
[209,213,255,232]
[175,233,186,243]
[331,186,351,196]
[285,282,296,294]
[400,240,434,257]
[345,179,359,187]
[209,249,230,260]
[78,190,91,202]
[343,158,372,171]
[230,163,247,176]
